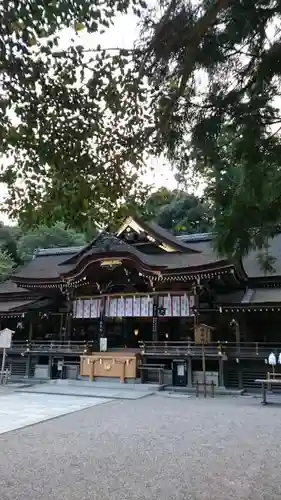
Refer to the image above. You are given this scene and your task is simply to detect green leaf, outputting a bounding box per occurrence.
[74,22,85,32]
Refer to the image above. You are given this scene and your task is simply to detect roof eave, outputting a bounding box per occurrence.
[117,215,200,253]
[12,277,62,289]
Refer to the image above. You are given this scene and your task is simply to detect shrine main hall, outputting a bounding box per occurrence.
[1,215,281,390]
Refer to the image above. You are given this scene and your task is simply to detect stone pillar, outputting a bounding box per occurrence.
[48,355,53,379]
[187,356,192,387]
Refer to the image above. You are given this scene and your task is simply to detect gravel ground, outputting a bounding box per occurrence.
[1,394,281,500]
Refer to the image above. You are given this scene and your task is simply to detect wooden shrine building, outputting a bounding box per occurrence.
[1,215,281,389]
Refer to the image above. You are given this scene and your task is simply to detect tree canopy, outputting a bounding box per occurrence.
[0,249,15,282]
[139,0,281,259]
[0,0,149,230]
[16,222,87,261]
[1,0,281,261]
[140,188,212,233]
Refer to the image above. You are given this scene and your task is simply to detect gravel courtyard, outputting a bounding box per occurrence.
[0,394,281,500]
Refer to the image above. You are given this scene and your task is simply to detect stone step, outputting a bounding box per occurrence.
[46,379,164,391]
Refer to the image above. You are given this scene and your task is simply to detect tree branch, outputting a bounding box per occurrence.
[178,0,233,97]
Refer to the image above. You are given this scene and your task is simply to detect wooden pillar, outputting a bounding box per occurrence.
[219,356,225,387]
[24,354,32,378]
[235,320,241,357]
[152,295,159,342]
[59,313,64,341]
[28,318,33,342]
[65,290,73,341]
[238,362,243,390]
[99,296,106,340]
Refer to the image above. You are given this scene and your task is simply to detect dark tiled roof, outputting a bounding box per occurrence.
[59,240,225,276]
[9,224,281,283]
[13,237,227,284]
[37,246,84,256]
[144,251,223,270]
[177,233,281,279]
[218,288,281,306]
[243,236,281,278]
[14,252,78,281]
[59,241,157,274]
[0,298,40,312]
[0,280,28,295]
[37,232,281,279]
[243,288,281,304]
[216,290,245,305]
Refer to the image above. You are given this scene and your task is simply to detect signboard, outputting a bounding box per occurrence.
[0,328,14,349]
[100,259,122,267]
[100,337,107,352]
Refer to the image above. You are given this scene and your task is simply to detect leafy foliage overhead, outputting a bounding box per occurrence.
[0,0,149,230]
[139,0,281,257]
[2,0,281,261]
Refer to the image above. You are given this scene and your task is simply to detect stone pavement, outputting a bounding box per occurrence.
[0,392,111,435]
[1,395,281,500]
[15,381,156,399]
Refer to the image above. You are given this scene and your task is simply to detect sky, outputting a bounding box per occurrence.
[0,10,178,226]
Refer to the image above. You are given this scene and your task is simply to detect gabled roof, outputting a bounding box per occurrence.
[11,217,244,286]
[117,216,200,253]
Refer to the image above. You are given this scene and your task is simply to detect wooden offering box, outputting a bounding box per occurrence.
[80,351,140,383]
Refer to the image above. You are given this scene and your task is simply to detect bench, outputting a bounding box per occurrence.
[255,378,281,405]
[140,364,165,385]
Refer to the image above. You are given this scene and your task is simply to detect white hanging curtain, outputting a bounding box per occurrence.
[73,298,102,318]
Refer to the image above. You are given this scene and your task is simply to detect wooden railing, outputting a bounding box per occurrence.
[8,340,95,354]
[140,341,281,359]
[7,340,281,359]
